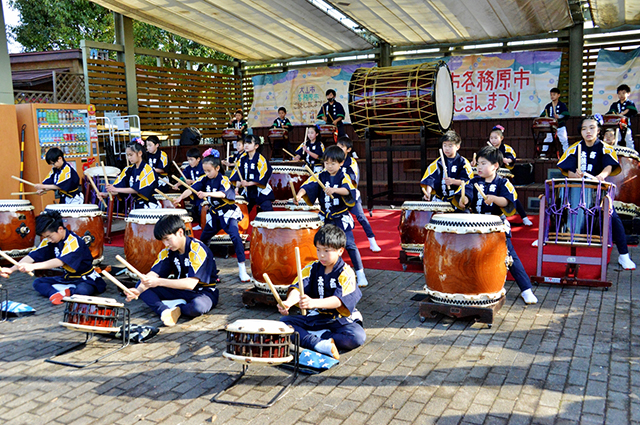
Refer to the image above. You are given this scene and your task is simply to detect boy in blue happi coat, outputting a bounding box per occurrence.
[36,148,84,204]
[230,135,274,214]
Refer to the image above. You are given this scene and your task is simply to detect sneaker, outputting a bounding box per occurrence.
[356,269,368,287]
[49,288,71,305]
[161,306,181,327]
[238,262,251,282]
[521,289,538,305]
[368,237,381,252]
[618,254,636,270]
[192,225,202,231]
[523,217,533,226]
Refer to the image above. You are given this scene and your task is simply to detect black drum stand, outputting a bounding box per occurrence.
[418,295,505,327]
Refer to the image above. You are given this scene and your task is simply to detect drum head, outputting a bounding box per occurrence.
[84,166,120,177]
[126,208,192,224]
[271,165,309,175]
[225,319,294,335]
[427,213,508,234]
[401,201,454,212]
[251,211,322,229]
[45,204,102,216]
[435,64,454,131]
[0,199,34,210]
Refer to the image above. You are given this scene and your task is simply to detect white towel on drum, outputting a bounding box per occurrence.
[258,184,272,196]
[52,283,76,293]
[64,193,85,205]
[161,299,187,309]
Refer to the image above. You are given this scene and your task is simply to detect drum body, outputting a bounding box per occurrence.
[222,319,294,365]
[399,201,454,253]
[124,209,193,275]
[153,193,184,209]
[222,129,242,140]
[208,196,250,245]
[60,295,123,334]
[268,128,288,140]
[602,114,628,129]
[45,204,104,264]
[544,178,613,246]
[269,166,310,207]
[532,117,558,133]
[606,146,640,218]
[349,61,453,135]
[423,214,509,305]
[250,212,322,294]
[0,200,35,260]
[318,124,336,137]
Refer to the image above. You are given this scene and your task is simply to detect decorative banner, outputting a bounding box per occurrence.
[592,48,640,114]
[249,63,375,127]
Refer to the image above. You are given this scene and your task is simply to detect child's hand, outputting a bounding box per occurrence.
[504,158,512,165]
[125,287,141,302]
[34,184,44,191]
[172,198,183,207]
[459,196,468,208]
[298,294,314,310]
[171,184,180,191]
[18,263,35,274]
[197,191,207,199]
[443,176,455,186]
[278,302,290,315]
[323,186,336,196]
[37,190,46,195]
[484,195,497,205]
[140,274,160,288]
[0,267,13,278]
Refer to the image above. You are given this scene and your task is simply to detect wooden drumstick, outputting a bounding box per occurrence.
[0,251,34,276]
[154,188,172,203]
[87,175,108,209]
[289,180,298,205]
[439,148,450,190]
[583,172,599,181]
[294,247,307,316]
[11,192,40,196]
[577,143,582,173]
[461,182,466,202]
[11,176,38,188]
[282,148,295,159]
[622,174,638,185]
[102,270,138,299]
[172,175,199,196]
[474,183,488,201]
[233,161,246,184]
[173,160,189,182]
[100,162,114,201]
[487,141,493,147]
[159,176,172,186]
[226,142,230,172]
[115,255,146,280]
[472,153,476,165]
[421,186,430,199]
[304,164,334,199]
[262,273,286,310]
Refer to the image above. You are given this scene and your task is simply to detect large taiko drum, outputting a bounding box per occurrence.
[222,129,243,141]
[399,201,454,253]
[349,61,454,136]
[59,295,123,334]
[269,165,310,207]
[153,193,184,209]
[250,212,322,294]
[0,199,35,261]
[45,204,104,264]
[532,117,558,133]
[606,146,640,218]
[206,195,250,246]
[223,319,295,365]
[268,128,288,140]
[544,178,614,246]
[423,214,510,306]
[124,209,193,275]
[602,114,628,129]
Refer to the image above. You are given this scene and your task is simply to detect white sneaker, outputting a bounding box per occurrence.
[356,269,368,287]
[521,289,538,305]
[618,254,636,270]
[368,237,381,252]
[238,262,251,282]
[523,217,533,226]
[192,224,202,231]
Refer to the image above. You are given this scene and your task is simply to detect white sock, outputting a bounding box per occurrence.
[356,269,368,287]
[238,262,250,280]
[521,289,538,304]
[368,237,381,252]
[314,339,334,357]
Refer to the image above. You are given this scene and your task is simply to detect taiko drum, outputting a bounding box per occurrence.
[606,146,640,218]
[0,199,35,261]
[59,295,123,333]
[223,319,295,365]
[45,204,104,264]
[269,166,310,205]
[204,195,250,244]
[398,201,454,253]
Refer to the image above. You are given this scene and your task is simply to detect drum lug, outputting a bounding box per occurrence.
[15,222,30,239]
[82,231,95,247]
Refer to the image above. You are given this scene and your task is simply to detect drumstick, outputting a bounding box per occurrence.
[294,247,307,316]
[159,176,172,186]
[11,192,40,196]
[583,172,599,181]
[262,273,286,310]
[102,270,138,299]
[154,188,172,203]
[474,183,488,201]
[461,182,466,202]
[100,162,114,201]
[282,148,295,159]
[439,148,450,190]
[304,164,334,199]
[421,186,430,199]
[173,160,189,182]
[577,143,582,173]
[0,251,34,276]
[487,141,493,147]
[622,175,638,185]
[472,153,476,165]
[11,176,38,188]
[87,175,108,209]
[289,180,298,205]
[226,142,230,172]
[115,255,146,280]
[233,161,246,184]
[171,175,199,196]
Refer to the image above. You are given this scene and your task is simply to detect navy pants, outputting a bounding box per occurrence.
[611,209,628,255]
[281,314,366,351]
[247,193,273,214]
[506,238,532,292]
[137,284,218,317]
[200,215,246,262]
[350,199,375,239]
[326,218,364,271]
[515,199,528,220]
[33,275,106,298]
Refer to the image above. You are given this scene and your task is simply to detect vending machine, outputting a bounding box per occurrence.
[15,104,100,214]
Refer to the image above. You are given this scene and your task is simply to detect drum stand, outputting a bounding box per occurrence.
[212,333,300,408]
[531,195,612,288]
[0,284,8,322]
[399,248,423,271]
[418,296,506,327]
[46,306,131,368]
[533,129,560,159]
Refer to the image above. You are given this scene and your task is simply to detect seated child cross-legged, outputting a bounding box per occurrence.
[279,224,366,360]
[126,214,219,327]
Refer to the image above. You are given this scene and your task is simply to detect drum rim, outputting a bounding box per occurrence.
[271,165,310,174]
[546,178,613,187]
[251,211,322,227]
[127,208,190,218]
[0,199,33,208]
[45,204,102,214]
[426,213,508,233]
[63,295,124,307]
[435,63,454,131]
[222,351,294,365]
[83,165,120,177]
[225,319,294,334]
[400,201,454,211]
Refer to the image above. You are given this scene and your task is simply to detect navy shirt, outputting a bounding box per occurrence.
[301,169,356,230]
[42,161,81,202]
[29,229,94,279]
[272,117,293,130]
[557,139,621,176]
[184,162,204,182]
[113,162,159,207]
[151,236,216,288]
[294,140,325,169]
[421,153,473,201]
[608,100,638,126]
[453,175,518,217]
[541,101,570,128]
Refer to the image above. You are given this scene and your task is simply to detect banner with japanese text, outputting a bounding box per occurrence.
[592,48,640,115]
[249,63,376,128]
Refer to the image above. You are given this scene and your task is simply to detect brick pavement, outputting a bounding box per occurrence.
[0,243,637,425]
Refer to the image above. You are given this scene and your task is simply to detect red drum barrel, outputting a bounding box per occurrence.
[268,128,288,140]
[60,295,123,333]
[423,214,510,305]
[223,319,295,365]
[250,212,322,295]
[0,200,35,262]
[349,61,454,136]
[269,165,310,208]
[124,209,193,275]
[398,201,454,254]
[318,124,337,137]
[602,114,628,129]
[45,204,105,264]
[206,195,250,246]
[532,117,558,133]
[606,146,640,218]
[222,129,243,141]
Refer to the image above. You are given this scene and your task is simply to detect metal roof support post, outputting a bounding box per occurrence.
[0,3,14,104]
[114,12,139,116]
[379,42,391,68]
[568,22,584,116]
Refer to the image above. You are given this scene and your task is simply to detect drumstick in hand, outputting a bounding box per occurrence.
[421,186,430,200]
[474,183,488,201]
[87,175,108,209]
[304,164,334,199]
[289,181,298,205]
[282,148,295,159]
[263,273,286,310]
[439,148,450,190]
[487,141,493,147]
[577,143,582,173]
[472,153,476,165]
[0,251,34,276]
[171,175,199,196]
[294,247,307,316]
[173,160,189,182]
[100,162,114,201]
[102,270,138,299]
[11,176,38,188]
[154,188,172,203]
[115,255,146,280]
[11,192,40,196]
[226,142,230,172]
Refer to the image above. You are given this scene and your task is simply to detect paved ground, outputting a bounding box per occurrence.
[0,242,637,425]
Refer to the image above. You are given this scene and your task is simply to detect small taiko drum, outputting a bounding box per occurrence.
[602,114,628,129]
[207,195,250,245]
[222,129,243,141]
[84,165,120,193]
[268,128,289,140]
[153,193,184,209]
[606,146,640,218]
[0,199,35,261]
[423,214,510,306]
[59,295,123,334]
[532,117,558,133]
[45,204,104,264]
[269,165,310,208]
[285,199,320,212]
[318,124,337,137]
[250,212,322,295]
[223,319,295,365]
[471,167,514,179]
[399,201,454,253]
[124,209,193,275]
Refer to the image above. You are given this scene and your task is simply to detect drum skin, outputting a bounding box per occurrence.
[399,209,438,247]
[0,209,35,252]
[250,227,318,286]
[423,230,507,296]
[124,220,193,274]
[268,128,288,140]
[269,168,308,202]
[606,149,640,216]
[532,117,558,132]
[61,215,104,262]
[222,129,242,140]
[318,125,336,136]
[154,194,184,209]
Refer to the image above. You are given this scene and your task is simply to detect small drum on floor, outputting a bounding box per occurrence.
[124,209,193,275]
[60,295,124,334]
[206,195,250,246]
[423,214,510,306]
[223,319,295,365]
[606,146,640,218]
[269,166,310,208]
[222,129,243,141]
[44,204,105,264]
[153,193,184,209]
[250,212,322,295]
[0,199,35,262]
[268,128,289,140]
[399,201,454,254]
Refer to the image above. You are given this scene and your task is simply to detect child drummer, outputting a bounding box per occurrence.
[420,130,473,203]
[230,135,274,213]
[293,125,325,173]
[453,146,538,304]
[607,84,637,149]
[125,214,219,327]
[296,145,369,287]
[221,138,244,170]
[0,210,105,304]
[35,147,84,204]
[279,224,366,359]
[173,150,250,282]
